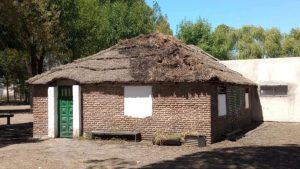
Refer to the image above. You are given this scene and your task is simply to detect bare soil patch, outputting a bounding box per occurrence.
[0,115,299,169]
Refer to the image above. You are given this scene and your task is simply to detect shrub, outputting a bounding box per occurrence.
[152,132,183,146]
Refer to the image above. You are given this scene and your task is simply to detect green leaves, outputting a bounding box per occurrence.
[177,20,300,60]
[264,28,282,58]
[152,1,172,35]
[101,0,155,46]
[211,24,235,60]
[177,18,212,53]
[58,0,165,60]
[282,28,300,56]
[235,26,265,59]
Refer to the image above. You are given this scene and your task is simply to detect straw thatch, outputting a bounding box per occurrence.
[27,33,255,85]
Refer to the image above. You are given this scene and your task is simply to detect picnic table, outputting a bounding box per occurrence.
[0,113,14,125]
[0,106,30,125]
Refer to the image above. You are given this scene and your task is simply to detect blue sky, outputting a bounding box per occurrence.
[145,0,300,34]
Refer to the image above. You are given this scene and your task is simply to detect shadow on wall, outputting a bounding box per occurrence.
[141,145,300,169]
[252,86,264,122]
[0,122,42,149]
[210,85,264,143]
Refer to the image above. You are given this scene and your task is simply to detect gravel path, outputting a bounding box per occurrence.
[0,116,299,169]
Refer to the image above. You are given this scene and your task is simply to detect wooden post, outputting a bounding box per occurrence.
[7,116,10,125]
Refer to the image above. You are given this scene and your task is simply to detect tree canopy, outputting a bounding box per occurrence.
[0,0,299,102]
[176,19,300,60]
[0,0,172,102]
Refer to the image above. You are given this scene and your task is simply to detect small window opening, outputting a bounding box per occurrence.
[218,86,227,116]
[245,88,249,109]
[260,85,288,96]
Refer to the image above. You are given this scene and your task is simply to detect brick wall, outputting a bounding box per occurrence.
[31,82,256,144]
[211,84,253,142]
[81,83,214,143]
[32,85,48,137]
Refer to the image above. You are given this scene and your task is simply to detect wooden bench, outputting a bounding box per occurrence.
[0,113,14,125]
[91,131,141,142]
[226,129,244,141]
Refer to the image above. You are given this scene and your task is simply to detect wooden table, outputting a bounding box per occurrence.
[0,113,14,125]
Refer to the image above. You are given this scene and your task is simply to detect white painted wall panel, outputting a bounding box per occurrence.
[245,93,249,109]
[73,85,81,137]
[48,87,58,138]
[124,86,152,118]
[218,94,227,116]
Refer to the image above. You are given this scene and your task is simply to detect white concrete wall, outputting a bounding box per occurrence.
[221,57,300,122]
[72,85,81,137]
[48,86,58,137]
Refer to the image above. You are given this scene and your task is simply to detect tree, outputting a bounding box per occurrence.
[282,28,300,56]
[211,24,235,60]
[0,0,61,76]
[264,28,282,58]
[0,49,28,102]
[0,0,174,102]
[100,0,156,47]
[152,1,172,35]
[53,0,106,61]
[55,0,161,61]
[177,18,212,53]
[235,26,265,59]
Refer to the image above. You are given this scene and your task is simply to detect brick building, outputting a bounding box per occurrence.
[27,33,258,144]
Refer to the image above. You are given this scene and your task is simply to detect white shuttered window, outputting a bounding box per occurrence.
[124,86,152,118]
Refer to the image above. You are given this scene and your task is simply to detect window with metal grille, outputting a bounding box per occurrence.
[260,85,288,96]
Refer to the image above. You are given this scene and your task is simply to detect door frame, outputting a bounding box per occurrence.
[58,86,73,138]
[47,84,81,138]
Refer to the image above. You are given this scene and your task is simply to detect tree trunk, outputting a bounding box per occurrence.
[37,53,45,74]
[6,82,9,103]
[30,45,38,76]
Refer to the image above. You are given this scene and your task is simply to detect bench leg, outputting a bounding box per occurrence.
[7,117,10,125]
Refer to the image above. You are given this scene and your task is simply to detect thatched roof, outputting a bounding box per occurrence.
[27,33,255,85]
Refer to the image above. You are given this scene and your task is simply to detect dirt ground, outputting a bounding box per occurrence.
[0,113,300,169]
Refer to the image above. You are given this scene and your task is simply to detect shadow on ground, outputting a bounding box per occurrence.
[141,145,300,169]
[85,157,138,169]
[0,122,41,148]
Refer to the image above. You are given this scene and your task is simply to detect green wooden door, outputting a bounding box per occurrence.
[58,86,73,138]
